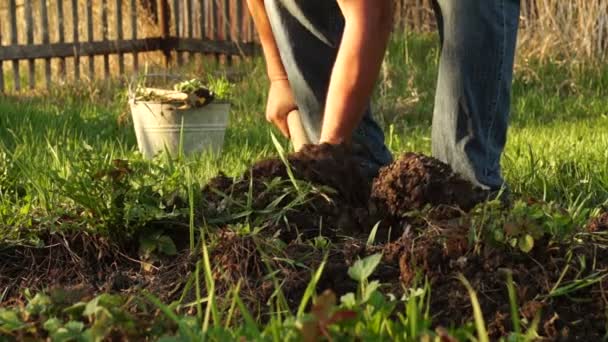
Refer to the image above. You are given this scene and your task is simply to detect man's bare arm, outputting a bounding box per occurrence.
[320,0,393,144]
[246,0,297,138]
[246,0,287,80]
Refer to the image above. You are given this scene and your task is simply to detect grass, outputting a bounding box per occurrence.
[1,33,608,340]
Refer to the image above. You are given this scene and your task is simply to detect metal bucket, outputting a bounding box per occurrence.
[129,100,230,159]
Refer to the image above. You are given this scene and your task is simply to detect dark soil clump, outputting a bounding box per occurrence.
[588,209,608,232]
[371,152,486,219]
[250,144,371,207]
[201,144,381,241]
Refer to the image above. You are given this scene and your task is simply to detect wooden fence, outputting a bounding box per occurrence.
[0,0,257,92]
[0,0,476,93]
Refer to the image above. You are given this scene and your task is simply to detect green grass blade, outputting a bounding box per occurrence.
[297,253,328,317]
[506,271,521,336]
[458,274,489,342]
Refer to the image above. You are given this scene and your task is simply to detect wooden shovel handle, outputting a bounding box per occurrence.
[287,110,310,152]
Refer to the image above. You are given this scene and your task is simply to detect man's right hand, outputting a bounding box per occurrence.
[266,79,298,138]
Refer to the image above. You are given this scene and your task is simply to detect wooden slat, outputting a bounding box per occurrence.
[173,0,183,65]
[116,0,125,75]
[0,38,165,60]
[224,0,232,63]
[102,0,110,78]
[236,0,243,44]
[0,19,4,93]
[86,0,94,80]
[186,0,193,61]
[57,0,66,80]
[158,0,171,66]
[199,0,207,40]
[9,0,20,91]
[40,0,51,88]
[211,0,219,61]
[187,0,194,38]
[130,0,139,71]
[72,0,80,80]
[0,38,256,61]
[25,0,35,89]
[173,38,257,56]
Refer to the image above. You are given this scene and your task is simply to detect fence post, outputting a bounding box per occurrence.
[102,0,110,79]
[72,0,80,81]
[173,0,183,66]
[158,0,171,67]
[224,0,232,64]
[25,0,35,89]
[86,0,95,80]
[211,0,219,62]
[0,18,4,93]
[116,0,125,75]
[131,0,139,72]
[9,0,20,91]
[40,0,51,89]
[57,0,67,82]
[200,0,207,41]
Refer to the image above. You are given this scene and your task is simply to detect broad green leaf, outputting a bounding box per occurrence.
[0,309,25,331]
[340,293,356,307]
[518,235,535,253]
[348,253,383,283]
[363,280,382,303]
[25,293,52,316]
[43,317,62,333]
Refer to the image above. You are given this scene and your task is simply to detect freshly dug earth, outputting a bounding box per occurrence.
[371,152,487,219]
[588,209,608,232]
[2,145,607,340]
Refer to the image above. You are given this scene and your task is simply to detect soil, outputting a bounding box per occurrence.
[371,152,487,219]
[588,209,608,232]
[2,144,607,340]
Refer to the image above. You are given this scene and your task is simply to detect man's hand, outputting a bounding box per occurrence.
[266,79,298,138]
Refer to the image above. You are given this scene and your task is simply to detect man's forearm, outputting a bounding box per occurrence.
[246,0,287,80]
[320,1,393,144]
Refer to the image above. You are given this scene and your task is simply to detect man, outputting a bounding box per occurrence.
[246,0,521,193]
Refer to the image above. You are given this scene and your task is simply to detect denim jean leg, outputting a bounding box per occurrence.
[432,0,520,190]
[264,0,392,179]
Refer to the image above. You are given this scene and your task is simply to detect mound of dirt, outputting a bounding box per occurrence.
[201,144,382,241]
[390,224,608,340]
[249,143,371,207]
[371,152,486,219]
[201,147,488,243]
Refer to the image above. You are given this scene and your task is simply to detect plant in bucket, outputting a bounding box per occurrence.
[129,76,233,159]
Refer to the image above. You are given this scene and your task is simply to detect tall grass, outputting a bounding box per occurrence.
[393,0,608,63]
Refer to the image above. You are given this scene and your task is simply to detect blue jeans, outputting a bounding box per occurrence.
[265,0,520,189]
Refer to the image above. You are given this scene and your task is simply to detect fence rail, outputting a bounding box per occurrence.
[0,0,495,93]
[0,0,258,92]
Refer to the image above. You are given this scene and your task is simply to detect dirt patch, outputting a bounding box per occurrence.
[389,222,608,340]
[250,144,371,207]
[2,146,606,340]
[201,147,488,242]
[0,231,197,306]
[200,144,381,241]
[371,152,486,220]
[588,209,608,232]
